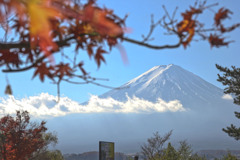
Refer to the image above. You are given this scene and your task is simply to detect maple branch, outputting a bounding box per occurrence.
[1,36,75,73]
[0,36,73,50]
[195,23,240,33]
[2,56,46,73]
[1,39,181,73]
[0,41,30,50]
[123,37,182,49]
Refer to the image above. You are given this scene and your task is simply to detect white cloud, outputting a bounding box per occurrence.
[222,94,233,100]
[0,93,185,118]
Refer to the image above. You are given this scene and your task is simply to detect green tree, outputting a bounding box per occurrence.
[160,143,178,160]
[177,140,192,160]
[216,64,240,140]
[177,140,206,160]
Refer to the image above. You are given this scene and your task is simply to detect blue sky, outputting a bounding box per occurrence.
[0,0,239,104]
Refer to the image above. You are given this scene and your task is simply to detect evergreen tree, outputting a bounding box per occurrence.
[216,64,240,140]
[177,140,192,160]
[160,143,178,160]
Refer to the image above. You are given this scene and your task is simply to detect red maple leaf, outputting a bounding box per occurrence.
[32,62,54,82]
[0,50,22,67]
[95,47,107,67]
[54,63,73,80]
[214,8,232,26]
[208,34,230,48]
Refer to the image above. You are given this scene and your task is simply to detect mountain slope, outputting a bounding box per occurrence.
[101,64,224,108]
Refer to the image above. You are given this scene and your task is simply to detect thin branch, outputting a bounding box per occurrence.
[195,23,240,33]
[62,78,127,90]
[123,37,182,49]
[162,5,171,22]
[89,81,124,90]
[172,7,178,21]
[62,79,89,85]
[141,15,155,42]
[202,2,219,10]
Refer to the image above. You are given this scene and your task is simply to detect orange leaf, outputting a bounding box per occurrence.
[83,2,123,37]
[28,0,61,36]
[27,0,62,59]
[177,6,202,48]
[177,20,195,48]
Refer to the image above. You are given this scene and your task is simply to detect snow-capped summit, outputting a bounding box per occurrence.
[101,64,224,109]
[125,64,173,87]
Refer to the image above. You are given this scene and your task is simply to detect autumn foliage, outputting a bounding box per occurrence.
[0,111,48,160]
[176,4,238,48]
[0,0,239,96]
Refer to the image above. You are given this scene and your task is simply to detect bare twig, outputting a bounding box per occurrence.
[141,15,162,43]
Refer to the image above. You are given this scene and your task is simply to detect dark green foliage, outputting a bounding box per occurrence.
[177,140,193,160]
[160,143,178,160]
[222,123,240,140]
[216,64,240,105]
[216,64,240,140]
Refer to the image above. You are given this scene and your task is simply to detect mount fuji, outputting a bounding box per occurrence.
[101,64,224,110]
[46,64,240,153]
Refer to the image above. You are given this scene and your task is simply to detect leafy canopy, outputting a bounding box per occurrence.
[0,110,52,160]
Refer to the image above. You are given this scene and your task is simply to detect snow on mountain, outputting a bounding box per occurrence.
[101,64,224,109]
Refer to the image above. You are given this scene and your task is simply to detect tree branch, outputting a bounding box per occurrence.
[2,56,45,73]
[0,36,73,50]
[123,37,182,49]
